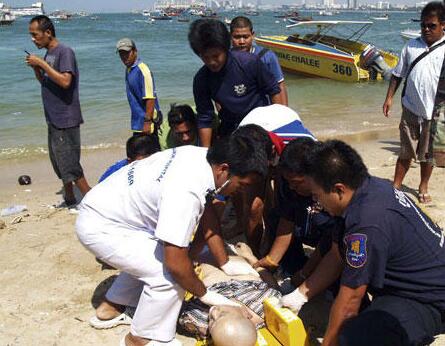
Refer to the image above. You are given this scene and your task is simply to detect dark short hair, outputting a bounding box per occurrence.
[306,140,369,192]
[188,19,231,56]
[127,135,160,161]
[30,15,56,37]
[421,1,445,21]
[230,16,253,33]
[233,124,273,161]
[207,135,268,178]
[168,104,197,128]
[278,138,318,176]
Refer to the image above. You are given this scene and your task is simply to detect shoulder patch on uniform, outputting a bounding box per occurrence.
[344,233,367,268]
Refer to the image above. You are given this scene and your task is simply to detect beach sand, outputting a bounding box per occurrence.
[1,134,445,346]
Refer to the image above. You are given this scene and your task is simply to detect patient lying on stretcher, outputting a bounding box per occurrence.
[179,242,282,343]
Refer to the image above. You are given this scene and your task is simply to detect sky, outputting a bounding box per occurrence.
[7,0,418,12]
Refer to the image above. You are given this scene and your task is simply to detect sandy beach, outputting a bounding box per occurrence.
[1,133,445,346]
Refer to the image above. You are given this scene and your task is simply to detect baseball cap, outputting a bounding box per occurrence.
[116,38,136,52]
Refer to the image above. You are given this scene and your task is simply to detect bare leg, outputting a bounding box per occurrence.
[74,175,91,196]
[64,182,76,204]
[419,162,433,203]
[393,158,411,189]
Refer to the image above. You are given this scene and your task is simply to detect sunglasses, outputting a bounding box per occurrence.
[420,22,438,30]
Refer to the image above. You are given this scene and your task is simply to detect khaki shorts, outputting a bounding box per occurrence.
[399,107,433,163]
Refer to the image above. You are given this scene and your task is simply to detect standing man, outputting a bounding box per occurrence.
[291,140,445,346]
[230,16,288,105]
[189,19,285,147]
[383,2,445,204]
[116,38,161,147]
[76,136,267,346]
[26,15,90,206]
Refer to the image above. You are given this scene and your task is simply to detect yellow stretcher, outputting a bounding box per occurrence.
[195,298,309,346]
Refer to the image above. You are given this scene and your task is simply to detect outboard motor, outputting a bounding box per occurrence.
[359,44,393,81]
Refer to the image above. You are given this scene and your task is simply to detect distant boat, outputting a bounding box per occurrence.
[400,29,420,41]
[150,11,172,20]
[224,17,231,25]
[244,10,259,16]
[90,16,99,20]
[318,10,333,16]
[9,2,44,17]
[200,10,219,18]
[411,18,421,22]
[49,11,73,20]
[0,11,15,25]
[177,16,190,22]
[370,14,389,21]
[142,10,150,16]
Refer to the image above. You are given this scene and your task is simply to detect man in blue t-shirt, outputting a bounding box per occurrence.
[282,140,445,346]
[116,38,161,149]
[230,16,288,106]
[188,19,285,147]
[98,134,160,183]
[26,15,91,206]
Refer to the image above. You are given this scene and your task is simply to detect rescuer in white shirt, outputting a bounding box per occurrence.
[75,137,267,346]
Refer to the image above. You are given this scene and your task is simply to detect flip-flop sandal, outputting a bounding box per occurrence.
[89,309,132,329]
[418,193,432,204]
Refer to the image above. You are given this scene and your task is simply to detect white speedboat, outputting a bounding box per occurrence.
[370,14,389,21]
[400,29,420,41]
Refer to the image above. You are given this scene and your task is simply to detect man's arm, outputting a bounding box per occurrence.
[198,128,213,148]
[382,75,402,117]
[322,284,367,346]
[143,98,156,134]
[32,66,44,83]
[298,243,343,299]
[278,81,288,106]
[164,242,207,297]
[271,91,286,105]
[26,55,72,89]
[253,217,294,270]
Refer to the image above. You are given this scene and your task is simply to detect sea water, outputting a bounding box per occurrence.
[0,11,421,160]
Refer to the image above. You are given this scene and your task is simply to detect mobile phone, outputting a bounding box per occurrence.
[24,50,30,55]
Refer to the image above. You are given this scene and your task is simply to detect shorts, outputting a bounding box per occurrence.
[399,107,433,163]
[48,123,84,184]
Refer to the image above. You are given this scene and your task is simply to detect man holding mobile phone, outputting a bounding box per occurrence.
[26,15,90,207]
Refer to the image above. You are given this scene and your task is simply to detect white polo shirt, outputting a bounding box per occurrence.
[79,146,215,247]
[393,35,445,120]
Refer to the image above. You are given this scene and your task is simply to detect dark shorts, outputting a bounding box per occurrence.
[339,295,443,346]
[48,123,84,184]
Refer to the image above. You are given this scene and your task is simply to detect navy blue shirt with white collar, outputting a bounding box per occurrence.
[340,176,445,311]
[193,50,280,134]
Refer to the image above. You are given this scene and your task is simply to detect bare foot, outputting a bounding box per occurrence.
[96,299,125,320]
[123,333,151,346]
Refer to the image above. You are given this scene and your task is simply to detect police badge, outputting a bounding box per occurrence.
[344,233,367,268]
[234,84,247,96]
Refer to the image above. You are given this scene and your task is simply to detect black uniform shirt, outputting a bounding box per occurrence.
[340,176,445,310]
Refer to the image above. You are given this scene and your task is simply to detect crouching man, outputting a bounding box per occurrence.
[75,136,267,346]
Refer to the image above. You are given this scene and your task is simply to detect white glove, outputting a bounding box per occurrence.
[199,291,240,307]
[279,287,308,314]
[221,258,260,277]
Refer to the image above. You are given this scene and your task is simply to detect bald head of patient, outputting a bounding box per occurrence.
[209,305,257,346]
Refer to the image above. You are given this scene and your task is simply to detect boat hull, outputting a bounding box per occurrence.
[256,35,398,82]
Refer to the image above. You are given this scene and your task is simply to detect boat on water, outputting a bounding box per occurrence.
[318,10,333,16]
[255,21,398,82]
[49,10,72,20]
[400,29,420,41]
[0,10,15,25]
[224,17,231,25]
[177,16,190,22]
[370,13,389,21]
[244,10,259,16]
[8,1,44,16]
[149,10,172,20]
